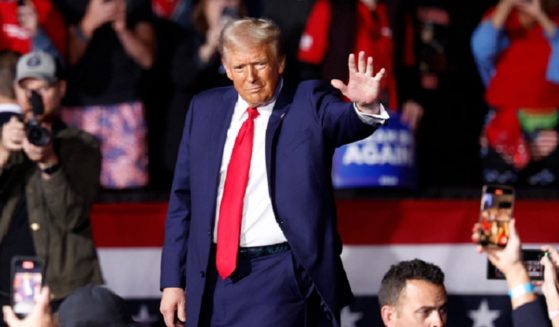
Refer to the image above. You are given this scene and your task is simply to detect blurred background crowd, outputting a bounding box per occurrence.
[4,0,556,194]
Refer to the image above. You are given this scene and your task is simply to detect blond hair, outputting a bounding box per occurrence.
[219,18,284,60]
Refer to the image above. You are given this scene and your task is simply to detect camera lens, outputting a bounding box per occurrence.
[26,123,51,147]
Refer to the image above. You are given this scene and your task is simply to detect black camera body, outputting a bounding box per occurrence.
[25,91,51,147]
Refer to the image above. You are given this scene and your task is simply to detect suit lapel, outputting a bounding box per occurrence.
[206,88,237,220]
[265,85,293,197]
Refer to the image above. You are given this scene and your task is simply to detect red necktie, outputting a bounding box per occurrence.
[216,107,259,279]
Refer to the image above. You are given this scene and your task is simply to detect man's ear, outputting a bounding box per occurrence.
[278,56,286,75]
[381,305,396,327]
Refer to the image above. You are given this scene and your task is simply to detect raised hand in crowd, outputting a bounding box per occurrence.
[2,287,57,327]
[472,219,538,308]
[80,0,118,37]
[112,0,127,33]
[517,0,557,34]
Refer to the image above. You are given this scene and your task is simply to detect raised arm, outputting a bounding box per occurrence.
[111,0,155,69]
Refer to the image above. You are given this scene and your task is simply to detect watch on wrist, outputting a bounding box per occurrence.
[41,162,60,175]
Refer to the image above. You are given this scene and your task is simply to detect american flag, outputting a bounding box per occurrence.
[90,199,559,326]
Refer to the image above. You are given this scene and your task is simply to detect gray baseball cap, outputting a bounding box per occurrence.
[15,51,58,85]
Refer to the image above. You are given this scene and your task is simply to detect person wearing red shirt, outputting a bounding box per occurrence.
[472,0,559,185]
[0,0,66,59]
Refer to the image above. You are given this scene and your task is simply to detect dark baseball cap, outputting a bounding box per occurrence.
[57,285,141,327]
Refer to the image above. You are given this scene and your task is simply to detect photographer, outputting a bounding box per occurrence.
[0,51,102,325]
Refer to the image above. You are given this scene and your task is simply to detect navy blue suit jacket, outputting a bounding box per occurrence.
[160,80,381,327]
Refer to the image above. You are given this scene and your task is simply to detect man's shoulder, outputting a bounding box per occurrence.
[293,79,337,97]
[195,86,236,102]
[285,80,343,108]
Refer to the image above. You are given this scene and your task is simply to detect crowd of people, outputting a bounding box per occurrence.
[1,0,537,190]
[0,0,558,326]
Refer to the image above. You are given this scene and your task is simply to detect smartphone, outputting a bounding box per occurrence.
[478,185,515,248]
[11,256,43,319]
[487,249,547,280]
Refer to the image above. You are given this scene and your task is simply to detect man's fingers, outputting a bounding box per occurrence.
[2,305,19,326]
[177,299,186,323]
[357,51,366,73]
[160,288,186,327]
[330,79,347,93]
[160,301,177,327]
[347,53,356,74]
[161,308,176,327]
[374,67,386,81]
[37,287,51,310]
[541,255,558,291]
[542,245,559,266]
[365,56,373,76]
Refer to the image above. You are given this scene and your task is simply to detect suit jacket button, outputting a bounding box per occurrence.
[200,271,205,278]
[30,223,40,231]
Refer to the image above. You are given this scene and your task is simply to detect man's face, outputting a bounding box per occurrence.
[222,43,285,107]
[15,78,66,122]
[382,280,448,327]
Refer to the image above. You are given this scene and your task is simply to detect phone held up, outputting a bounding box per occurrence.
[478,184,515,248]
[487,249,548,281]
[11,256,43,319]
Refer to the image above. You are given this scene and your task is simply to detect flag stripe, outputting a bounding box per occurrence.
[99,243,559,298]
[91,200,559,247]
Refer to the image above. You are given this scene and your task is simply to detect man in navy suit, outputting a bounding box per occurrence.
[159,17,388,327]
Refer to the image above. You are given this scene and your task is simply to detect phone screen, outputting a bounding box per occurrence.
[478,185,514,248]
[11,257,43,319]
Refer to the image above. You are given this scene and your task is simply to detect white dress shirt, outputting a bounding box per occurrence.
[214,86,389,247]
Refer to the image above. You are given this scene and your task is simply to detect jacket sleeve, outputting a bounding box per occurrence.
[36,131,100,232]
[512,300,551,327]
[545,25,559,83]
[160,98,195,289]
[471,20,509,87]
[304,81,381,148]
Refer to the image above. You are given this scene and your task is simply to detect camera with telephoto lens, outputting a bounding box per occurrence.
[25,90,51,147]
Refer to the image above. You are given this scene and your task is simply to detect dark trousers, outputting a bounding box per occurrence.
[199,248,333,327]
